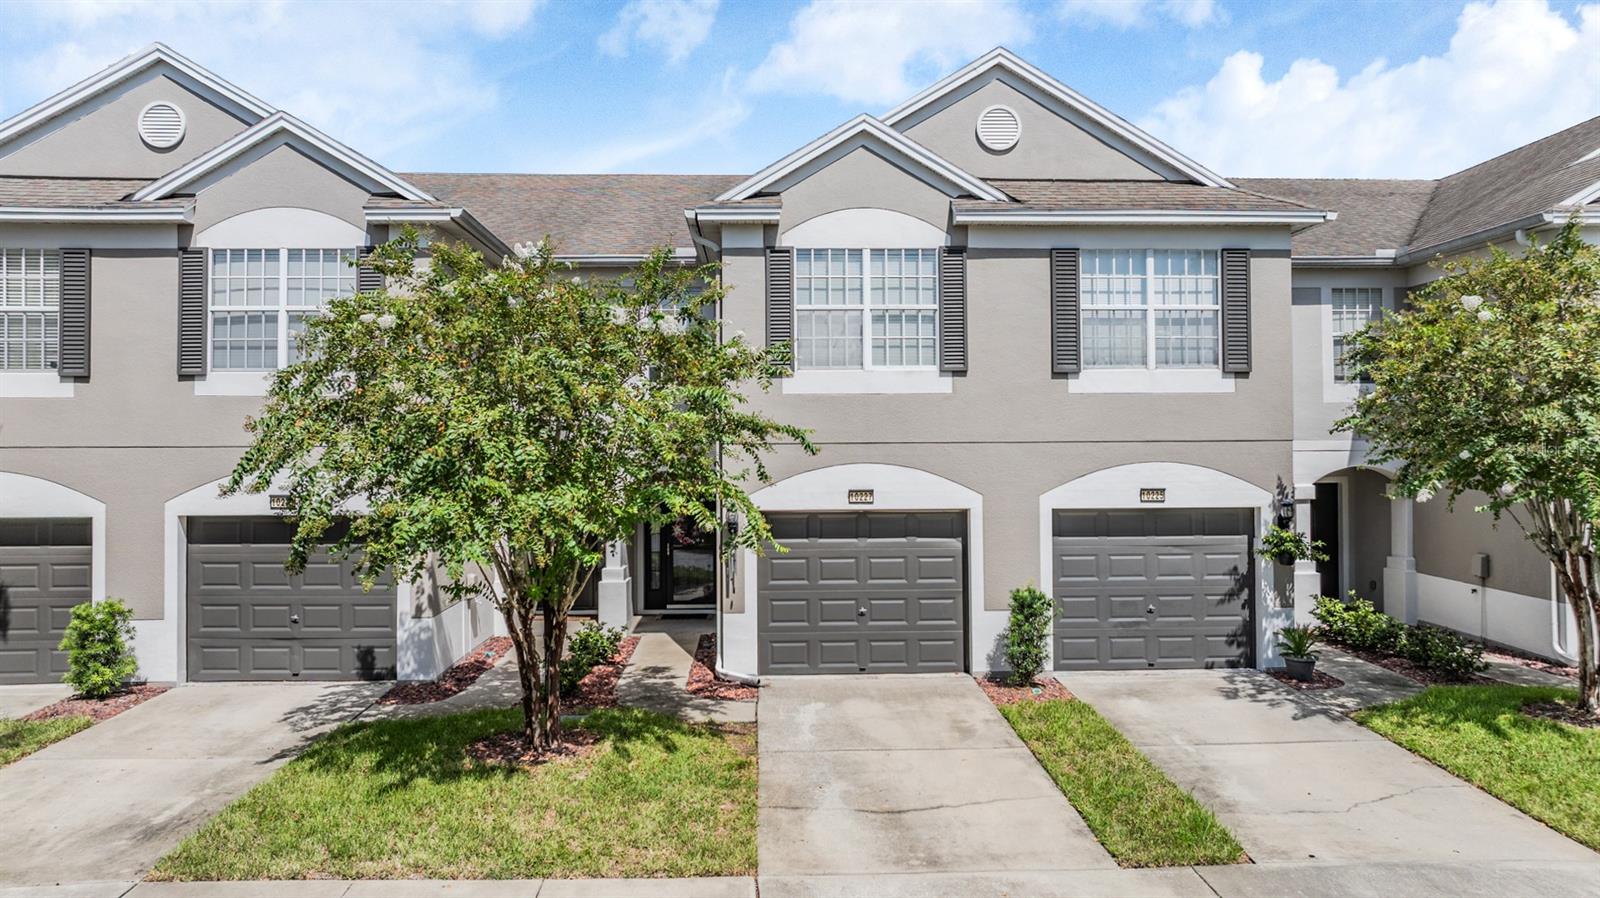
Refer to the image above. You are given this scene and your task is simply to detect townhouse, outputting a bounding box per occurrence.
[0,44,1594,685]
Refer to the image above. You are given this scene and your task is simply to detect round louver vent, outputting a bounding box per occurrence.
[976,104,1021,152]
[138,101,186,149]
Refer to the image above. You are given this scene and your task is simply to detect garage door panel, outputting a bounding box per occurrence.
[866,556,908,583]
[912,554,960,583]
[765,557,811,586]
[197,561,243,589]
[0,524,93,684]
[817,557,860,584]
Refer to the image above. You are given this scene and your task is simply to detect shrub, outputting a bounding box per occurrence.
[1003,585,1054,686]
[59,599,137,699]
[1401,624,1486,680]
[561,623,625,696]
[1312,593,1404,654]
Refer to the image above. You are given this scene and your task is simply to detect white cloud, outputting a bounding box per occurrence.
[599,0,719,64]
[748,0,1033,106]
[1057,0,1218,29]
[1138,0,1600,178]
[0,0,544,165]
[555,71,750,172]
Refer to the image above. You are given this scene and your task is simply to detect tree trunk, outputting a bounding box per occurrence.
[539,608,569,745]
[501,602,543,748]
[1559,551,1599,716]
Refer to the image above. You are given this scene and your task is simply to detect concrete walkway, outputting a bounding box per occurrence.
[1059,665,1600,868]
[616,617,755,724]
[0,681,385,890]
[758,675,1114,883]
[0,682,73,718]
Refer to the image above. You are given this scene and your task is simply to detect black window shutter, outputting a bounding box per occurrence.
[57,249,91,378]
[766,247,794,374]
[1050,248,1080,374]
[178,247,207,377]
[939,246,967,372]
[1220,247,1252,374]
[356,245,383,293]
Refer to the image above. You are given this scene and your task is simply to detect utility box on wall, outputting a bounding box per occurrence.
[1469,553,1491,581]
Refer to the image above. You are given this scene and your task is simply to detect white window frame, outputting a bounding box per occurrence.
[206,247,357,374]
[792,247,939,373]
[1330,286,1381,385]
[0,248,61,373]
[1080,249,1221,371]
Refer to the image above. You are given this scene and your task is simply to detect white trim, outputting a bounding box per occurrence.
[781,369,953,394]
[198,206,367,248]
[881,47,1234,189]
[953,209,1332,227]
[1292,256,1403,269]
[554,250,699,266]
[0,472,107,607]
[1068,369,1234,393]
[780,207,948,247]
[689,207,782,224]
[1037,462,1281,668]
[0,372,74,398]
[133,111,434,203]
[0,42,273,149]
[0,207,190,223]
[713,114,1008,204]
[364,207,509,258]
[726,463,992,673]
[193,370,271,396]
[1558,180,1600,208]
[1323,285,1383,403]
[137,100,186,149]
[975,104,1021,152]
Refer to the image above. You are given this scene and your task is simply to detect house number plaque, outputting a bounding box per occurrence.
[268,494,292,511]
[847,489,875,505]
[1139,488,1166,504]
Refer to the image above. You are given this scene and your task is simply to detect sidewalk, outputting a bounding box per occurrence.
[615,617,755,724]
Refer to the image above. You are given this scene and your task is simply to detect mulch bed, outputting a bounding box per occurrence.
[687,634,758,702]
[564,636,640,711]
[1523,700,1600,730]
[1268,668,1345,691]
[466,726,601,768]
[977,674,1074,706]
[1485,648,1577,680]
[1330,643,1494,686]
[376,636,513,705]
[22,684,169,723]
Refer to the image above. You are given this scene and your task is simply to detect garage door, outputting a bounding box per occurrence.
[758,512,965,675]
[187,517,395,681]
[0,519,91,685]
[1052,509,1253,670]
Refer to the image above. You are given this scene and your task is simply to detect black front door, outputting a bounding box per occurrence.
[644,516,716,611]
[1313,482,1342,601]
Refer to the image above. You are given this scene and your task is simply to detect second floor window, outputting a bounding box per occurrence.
[210,248,357,371]
[1331,287,1381,383]
[0,249,60,371]
[794,248,938,370]
[1082,249,1219,369]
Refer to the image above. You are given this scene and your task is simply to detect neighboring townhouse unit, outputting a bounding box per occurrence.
[0,44,1594,686]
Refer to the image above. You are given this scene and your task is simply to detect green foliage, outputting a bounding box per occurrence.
[561,624,626,696]
[1274,623,1320,660]
[1400,624,1486,681]
[1003,585,1053,685]
[58,599,137,698]
[1256,525,1328,563]
[1312,593,1485,679]
[0,717,92,767]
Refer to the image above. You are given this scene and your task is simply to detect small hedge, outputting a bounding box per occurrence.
[59,598,138,698]
[560,623,625,696]
[1312,593,1485,680]
[1003,585,1053,685]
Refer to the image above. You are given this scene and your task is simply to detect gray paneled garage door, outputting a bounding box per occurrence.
[1052,509,1253,670]
[187,517,395,681]
[758,512,965,675]
[0,519,91,685]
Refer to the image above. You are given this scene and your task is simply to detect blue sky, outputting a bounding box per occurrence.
[2,0,1596,179]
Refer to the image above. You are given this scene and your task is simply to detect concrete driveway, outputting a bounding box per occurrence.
[758,674,1115,884]
[0,680,384,890]
[1061,668,1599,867]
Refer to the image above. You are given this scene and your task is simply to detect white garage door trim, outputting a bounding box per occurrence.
[0,472,105,605]
[1039,462,1282,669]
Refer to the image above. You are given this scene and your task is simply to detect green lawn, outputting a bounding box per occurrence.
[1356,684,1600,851]
[0,716,92,767]
[999,699,1245,867]
[151,707,757,881]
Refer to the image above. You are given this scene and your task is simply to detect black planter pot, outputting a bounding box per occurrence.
[1273,550,1297,566]
[1284,656,1316,682]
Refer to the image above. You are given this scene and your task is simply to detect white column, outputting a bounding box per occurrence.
[1384,496,1419,624]
[597,540,634,631]
[1292,483,1322,625]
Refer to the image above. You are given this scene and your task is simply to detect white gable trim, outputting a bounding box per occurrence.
[881,47,1233,189]
[713,114,1008,204]
[133,112,433,203]
[0,43,273,148]
[1559,179,1600,208]
[0,206,191,223]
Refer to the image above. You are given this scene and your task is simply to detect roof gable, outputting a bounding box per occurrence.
[881,47,1231,188]
[714,114,1008,203]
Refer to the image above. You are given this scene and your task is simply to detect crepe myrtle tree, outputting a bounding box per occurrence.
[224,230,812,748]
[1337,219,1600,715]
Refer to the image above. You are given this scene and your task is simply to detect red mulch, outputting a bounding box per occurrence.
[1268,668,1345,691]
[466,726,601,768]
[1332,644,1494,686]
[23,684,169,723]
[377,637,513,705]
[1484,648,1577,680]
[564,636,640,711]
[687,634,758,702]
[977,674,1074,706]
[1523,701,1600,729]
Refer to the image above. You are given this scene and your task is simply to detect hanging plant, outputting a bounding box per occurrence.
[1257,525,1329,566]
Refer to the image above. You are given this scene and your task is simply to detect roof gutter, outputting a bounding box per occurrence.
[951,208,1334,229]
[554,250,698,267]
[0,206,191,223]
[1395,209,1595,265]
[365,207,509,259]
[689,206,781,224]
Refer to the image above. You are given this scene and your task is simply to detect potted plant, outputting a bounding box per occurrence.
[1276,624,1321,681]
[1257,525,1329,567]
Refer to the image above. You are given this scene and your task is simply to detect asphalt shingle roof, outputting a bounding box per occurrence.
[957,179,1319,212]
[0,176,182,207]
[1232,178,1437,257]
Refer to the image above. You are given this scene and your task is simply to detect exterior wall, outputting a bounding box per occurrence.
[1340,467,1393,605]
[777,146,953,233]
[190,142,375,234]
[0,70,252,177]
[1414,493,1550,601]
[899,75,1164,181]
[1289,267,1406,444]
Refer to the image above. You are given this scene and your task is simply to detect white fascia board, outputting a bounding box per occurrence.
[365,207,508,257]
[1291,256,1404,269]
[0,43,273,147]
[1396,209,1591,263]
[690,206,782,224]
[0,206,191,223]
[133,111,434,203]
[880,47,1233,189]
[1558,179,1600,207]
[713,114,1007,204]
[555,250,698,266]
[952,208,1332,226]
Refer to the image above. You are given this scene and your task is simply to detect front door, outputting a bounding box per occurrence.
[643,516,716,611]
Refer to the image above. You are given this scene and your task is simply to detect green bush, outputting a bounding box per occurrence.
[1311,592,1486,680]
[1400,624,1486,680]
[1275,623,1320,660]
[1003,585,1054,686]
[561,623,626,696]
[59,599,137,699]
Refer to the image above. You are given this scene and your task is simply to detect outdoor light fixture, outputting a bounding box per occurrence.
[1276,496,1296,527]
